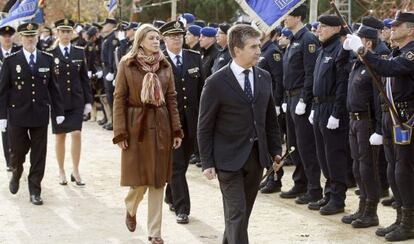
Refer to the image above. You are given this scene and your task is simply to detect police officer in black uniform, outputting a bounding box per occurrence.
[0,22,64,205]
[280,4,323,204]
[49,19,93,186]
[101,18,119,130]
[257,28,284,194]
[37,26,55,51]
[114,22,138,68]
[342,26,382,227]
[185,25,202,52]
[307,15,350,214]
[160,20,204,224]
[199,26,218,79]
[344,11,414,242]
[0,25,20,171]
[211,24,232,73]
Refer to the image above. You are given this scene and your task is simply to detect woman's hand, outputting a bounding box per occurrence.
[117,140,128,150]
[173,137,182,149]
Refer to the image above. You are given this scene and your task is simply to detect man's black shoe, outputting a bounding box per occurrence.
[260,183,281,194]
[30,195,43,205]
[308,197,329,210]
[9,167,23,194]
[176,214,189,224]
[319,203,345,215]
[280,186,306,199]
[295,193,321,205]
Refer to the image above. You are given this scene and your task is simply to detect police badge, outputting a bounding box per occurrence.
[406,51,414,61]
[308,44,316,53]
[273,53,281,61]
[174,21,181,29]
[54,58,60,64]
[16,65,21,73]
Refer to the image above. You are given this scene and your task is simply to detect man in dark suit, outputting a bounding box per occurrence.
[0,25,20,171]
[198,24,282,244]
[160,20,204,224]
[0,22,64,205]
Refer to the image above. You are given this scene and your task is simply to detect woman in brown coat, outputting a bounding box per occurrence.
[112,24,183,244]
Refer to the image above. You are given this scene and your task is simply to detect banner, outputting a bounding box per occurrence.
[235,0,306,34]
[106,0,118,15]
[0,0,39,27]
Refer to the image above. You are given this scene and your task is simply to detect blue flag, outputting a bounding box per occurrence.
[0,0,38,27]
[236,0,306,33]
[106,0,118,15]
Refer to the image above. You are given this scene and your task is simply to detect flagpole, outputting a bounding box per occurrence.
[77,0,80,22]
[119,0,122,20]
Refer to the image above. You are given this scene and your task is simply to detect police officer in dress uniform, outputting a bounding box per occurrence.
[280,4,323,204]
[211,24,232,73]
[0,25,20,171]
[307,15,350,215]
[0,22,65,205]
[101,18,119,130]
[37,27,55,51]
[160,21,204,224]
[49,19,93,186]
[257,28,284,194]
[344,11,414,242]
[341,26,383,228]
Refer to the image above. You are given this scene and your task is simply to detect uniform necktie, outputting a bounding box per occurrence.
[176,55,182,74]
[64,47,69,58]
[5,52,9,57]
[29,53,35,72]
[243,69,253,102]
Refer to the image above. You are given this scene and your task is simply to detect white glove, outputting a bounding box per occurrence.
[0,119,7,132]
[117,31,126,41]
[275,106,281,116]
[105,72,114,81]
[326,116,340,130]
[343,34,363,53]
[295,100,306,115]
[95,70,103,79]
[83,103,92,115]
[369,133,383,145]
[112,79,116,87]
[281,103,287,113]
[87,71,92,78]
[308,110,314,125]
[56,116,65,125]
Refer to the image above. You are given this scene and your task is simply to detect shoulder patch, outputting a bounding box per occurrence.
[4,51,18,60]
[185,48,201,56]
[381,54,388,60]
[273,53,281,61]
[405,51,414,61]
[41,50,53,57]
[74,45,85,50]
[308,44,316,53]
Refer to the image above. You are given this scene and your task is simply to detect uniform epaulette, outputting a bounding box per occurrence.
[41,50,54,57]
[4,51,18,59]
[185,49,201,55]
[74,45,85,50]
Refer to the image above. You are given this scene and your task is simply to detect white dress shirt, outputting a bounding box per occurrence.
[1,47,12,58]
[59,43,71,57]
[230,61,254,93]
[166,48,183,67]
[23,48,37,64]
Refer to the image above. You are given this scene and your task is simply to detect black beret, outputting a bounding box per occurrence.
[352,23,361,32]
[0,25,16,36]
[339,26,348,36]
[153,20,166,29]
[218,23,231,34]
[289,4,307,19]
[54,19,75,30]
[17,22,39,36]
[159,21,185,36]
[391,11,414,26]
[87,26,98,37]
[92,22,103,30]
[193,20,206,28]
[41,26,52,34]
[356,25,378,40]
[126,22,139,31]
[103,18,118,26]
[318,15,341,27]
[208,23,219,28]
[362,16,384,30]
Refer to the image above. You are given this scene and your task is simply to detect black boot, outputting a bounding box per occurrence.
[376,207,402,237]
[341,199,365,224]
[351,200,379,228]
[385,207,414,241]
[381,196,395,207]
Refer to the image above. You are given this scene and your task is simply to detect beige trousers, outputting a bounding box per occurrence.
[125,186,164,237]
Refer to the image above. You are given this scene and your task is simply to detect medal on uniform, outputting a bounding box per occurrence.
[16,65,21,73]
[54,58,60,64]
[273,53,281,61]
[17,85,22,90]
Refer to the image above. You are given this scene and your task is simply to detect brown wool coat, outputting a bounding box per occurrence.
[112,56,184,188]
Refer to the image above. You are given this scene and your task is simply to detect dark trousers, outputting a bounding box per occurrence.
[2,131,10,167]
[218,143,262,244]
[286,95,322,196]
[349,119,380,202]
[9,126,48,196]
[165,137,194,215]
[382,112,401,206]
[103,68,114,108]
[313,109,347,207]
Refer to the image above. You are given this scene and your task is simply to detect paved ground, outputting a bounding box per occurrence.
[0,120,403,243]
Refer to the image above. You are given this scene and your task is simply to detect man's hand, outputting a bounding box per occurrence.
[295,100,306,115]
[56,116,65,125]
[308,110,315,125]
[105,72,114,81]
[326,116,340,130]
[281,103,287,113]
[343,34,363,53]
[83,103,92,115]
[272,155,282,173]
[95,70,103,79]
[0,119,7,132]
[203,167,216,180]
[117,140,128,150]
[173,137,182,149]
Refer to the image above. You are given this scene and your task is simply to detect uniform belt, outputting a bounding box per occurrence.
[313,96,336,104]
[349,111,370,121]
[285,87,302,98]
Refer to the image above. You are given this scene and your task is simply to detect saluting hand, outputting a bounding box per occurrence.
[173,137,182,149]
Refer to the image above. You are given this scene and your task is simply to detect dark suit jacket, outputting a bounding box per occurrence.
[198,63,282,171]
[0,45,21,62]
[163,49,204,140]
[0,49,64,127]
[50,45,92,111]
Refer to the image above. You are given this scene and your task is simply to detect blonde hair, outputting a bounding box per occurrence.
[124,24,160,60]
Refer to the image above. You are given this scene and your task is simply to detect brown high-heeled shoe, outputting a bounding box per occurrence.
[125,211,136,232]
[148,237,164,244]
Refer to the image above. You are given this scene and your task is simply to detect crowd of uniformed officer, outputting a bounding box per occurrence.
[1,3,414,241]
